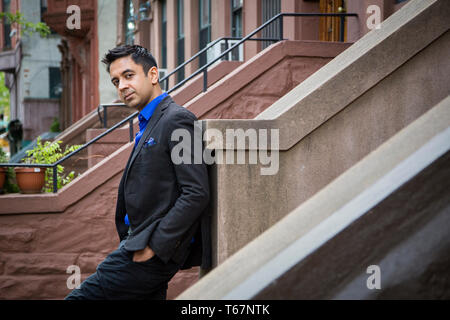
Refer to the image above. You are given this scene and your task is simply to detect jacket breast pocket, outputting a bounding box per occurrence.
[132,143,172,177]
[135,143,162,163]
[142,143,158,150]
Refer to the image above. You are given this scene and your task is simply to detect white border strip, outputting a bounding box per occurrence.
[224,126,450,299]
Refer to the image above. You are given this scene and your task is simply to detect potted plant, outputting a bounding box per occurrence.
[0,148,20,194]
[0,148,7,190]
[0,167,5,190]
[15,136,81,193]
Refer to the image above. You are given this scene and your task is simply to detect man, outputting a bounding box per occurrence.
[66,45,210,300]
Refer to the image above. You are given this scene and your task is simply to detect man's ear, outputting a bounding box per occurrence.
[149,66,159,85]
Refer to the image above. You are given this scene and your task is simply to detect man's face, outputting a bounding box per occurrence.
[109,56,159,110]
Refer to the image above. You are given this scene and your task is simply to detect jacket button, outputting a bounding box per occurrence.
[175,240,181,248]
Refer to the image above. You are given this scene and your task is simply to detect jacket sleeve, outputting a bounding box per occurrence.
[148,109,210,263]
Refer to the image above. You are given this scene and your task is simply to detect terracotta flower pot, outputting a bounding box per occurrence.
[14,167,47,194]
[0,167,6,190]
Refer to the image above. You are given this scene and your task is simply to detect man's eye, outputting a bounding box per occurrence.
[125,73,133,79]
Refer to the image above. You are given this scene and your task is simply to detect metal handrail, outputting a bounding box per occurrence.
[159,36,284,91]
[0,111,137,193]
[0,12,357,193]
[97,103,134,128]
[169,12,357,93]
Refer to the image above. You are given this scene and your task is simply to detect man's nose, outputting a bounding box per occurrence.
[118,80,128,91]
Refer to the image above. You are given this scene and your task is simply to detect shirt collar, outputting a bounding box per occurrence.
[138,92,168,122]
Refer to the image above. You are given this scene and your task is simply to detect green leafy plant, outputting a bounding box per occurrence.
[0,12,51,37]
[49,117,60,133]
[23,136,82,192]
[0,72,10,117]
[0,148,20,193]
[0,148,7,163]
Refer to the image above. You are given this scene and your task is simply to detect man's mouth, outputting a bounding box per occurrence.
[124,92,135,101]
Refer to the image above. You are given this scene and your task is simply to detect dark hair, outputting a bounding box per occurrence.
[101,45,157,75]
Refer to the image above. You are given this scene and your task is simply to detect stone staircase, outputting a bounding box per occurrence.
[179,95,450,299]
[177,0,450,299]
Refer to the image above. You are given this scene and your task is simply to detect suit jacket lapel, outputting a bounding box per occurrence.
[124,96,172,184]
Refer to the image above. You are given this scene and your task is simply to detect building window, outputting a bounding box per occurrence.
[40,0,47,20]
[161,0,167,69]
[124,0,135,45]
[177,0,185,82]
[40,0,57,34]
[395,0,408,3]
[49,67,62,99]
[261,0,281,50]
[231,0,242,38]
[230,0,242,61]
[198,0,211,68]
[2,0,12,49]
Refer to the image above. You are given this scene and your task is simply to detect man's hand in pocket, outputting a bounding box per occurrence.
[133,246,155,262]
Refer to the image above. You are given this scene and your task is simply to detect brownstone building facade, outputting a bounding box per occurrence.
[43,0,99,129]
[34,0,410,130]
[118,0,409,87]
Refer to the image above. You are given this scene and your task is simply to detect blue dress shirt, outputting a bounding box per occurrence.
[134,92,168,147]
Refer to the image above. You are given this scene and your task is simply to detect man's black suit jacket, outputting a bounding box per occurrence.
[114,95,211,270]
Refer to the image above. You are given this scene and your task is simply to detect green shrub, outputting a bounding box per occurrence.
[50,117,60,133]
[24,136,82,192]
[0,148,20,193]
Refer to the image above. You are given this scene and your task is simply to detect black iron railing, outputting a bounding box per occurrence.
[0,111,137,193]
[97,103,134,128]
[159,36,285,93]
[0,12,357,193]
[166,12,357,94]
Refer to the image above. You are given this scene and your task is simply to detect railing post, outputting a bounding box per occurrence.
[225,39,229,61]
[103,105,108,128]
[203,69,208,92]
[129,118,134,142]
[340,15,345,42]
[53,166,58,193]
[279,15,283,41]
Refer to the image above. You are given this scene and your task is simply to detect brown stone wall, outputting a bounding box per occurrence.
[202,56,331,119]
[0,173,120,299]
[86,128,132,168]
[171,61,243,107]
[0,168,199,299]
[192,41,351,120]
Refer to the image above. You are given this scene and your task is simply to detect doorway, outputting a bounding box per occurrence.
[319,0,346,42]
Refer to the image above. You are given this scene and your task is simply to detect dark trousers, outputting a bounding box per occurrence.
[65,241,180,300]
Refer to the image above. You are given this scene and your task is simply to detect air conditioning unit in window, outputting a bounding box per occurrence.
[158,68,169,91]
[158,68,168,81]
[206,39,244,66]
